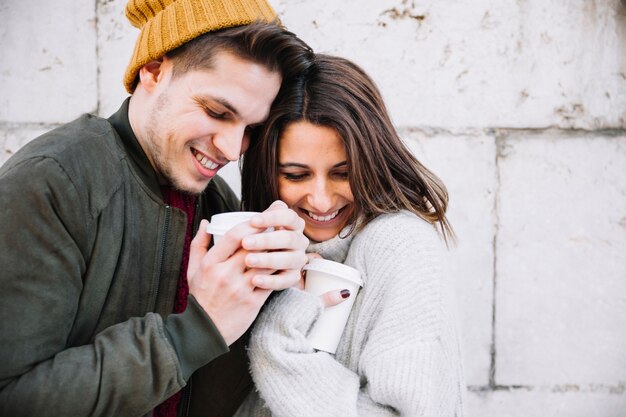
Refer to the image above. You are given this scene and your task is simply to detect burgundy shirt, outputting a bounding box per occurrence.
[153,186,197,417]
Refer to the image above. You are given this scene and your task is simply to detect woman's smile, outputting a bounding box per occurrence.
[277,121,355,242]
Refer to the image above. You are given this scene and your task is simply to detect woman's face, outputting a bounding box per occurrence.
[277,121,355,243]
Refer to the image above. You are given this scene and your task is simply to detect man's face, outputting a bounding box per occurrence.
[140,51,282,194]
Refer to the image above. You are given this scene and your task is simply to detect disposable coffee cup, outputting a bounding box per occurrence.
[303,258,363,354]
[206,211,260,244]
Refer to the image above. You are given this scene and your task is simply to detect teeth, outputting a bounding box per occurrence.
[308,210,339,222]
[194,150,219,170]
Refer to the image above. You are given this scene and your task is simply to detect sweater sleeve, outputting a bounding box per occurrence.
[247,288,365,417]
[247,213,465,417]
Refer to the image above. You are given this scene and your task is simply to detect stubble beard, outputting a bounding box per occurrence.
[144,92,205,195]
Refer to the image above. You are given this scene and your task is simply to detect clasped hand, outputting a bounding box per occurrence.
[187,201,309,345]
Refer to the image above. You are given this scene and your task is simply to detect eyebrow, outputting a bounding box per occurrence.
[279,161,347,169]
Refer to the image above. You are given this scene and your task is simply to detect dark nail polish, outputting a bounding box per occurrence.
[340,289,351,299]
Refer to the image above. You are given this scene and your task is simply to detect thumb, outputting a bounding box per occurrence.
[320,288,351,308]
[306,252,323,262]
[189,219,211,271]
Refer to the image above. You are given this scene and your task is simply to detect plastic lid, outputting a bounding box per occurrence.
[206,211,259,235]
[303,258,363,286]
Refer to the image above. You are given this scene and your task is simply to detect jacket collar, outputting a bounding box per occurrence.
[108,98,163,197]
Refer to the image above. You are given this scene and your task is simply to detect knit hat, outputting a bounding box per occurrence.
[124,0,278,93]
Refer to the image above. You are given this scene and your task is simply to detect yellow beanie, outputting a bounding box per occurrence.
[123,0,278,93]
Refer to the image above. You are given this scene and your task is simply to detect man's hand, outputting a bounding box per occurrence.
[187,201,308,345]
[187,218,271,345]
[241,200,309,290]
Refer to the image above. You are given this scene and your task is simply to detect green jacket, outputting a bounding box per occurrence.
[0,100,252,417]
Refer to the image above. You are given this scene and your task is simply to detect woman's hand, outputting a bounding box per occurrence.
[300,253,351,307]
[319,288,351,307]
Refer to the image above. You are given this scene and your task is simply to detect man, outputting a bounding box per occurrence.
[0,0,313,416]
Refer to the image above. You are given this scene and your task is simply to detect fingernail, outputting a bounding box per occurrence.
[243,236,256,247]
[253,277,264,286]
[251,215,263,225]
[247,254,259,266]
[340,289,351,299]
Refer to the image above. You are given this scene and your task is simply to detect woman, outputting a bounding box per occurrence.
[236,54,466,416]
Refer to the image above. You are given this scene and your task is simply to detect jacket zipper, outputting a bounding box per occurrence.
[153,204,171,309]
[179,199,200,417]
[191,199,201,235]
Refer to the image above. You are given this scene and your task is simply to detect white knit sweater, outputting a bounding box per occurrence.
[234,211,466,417]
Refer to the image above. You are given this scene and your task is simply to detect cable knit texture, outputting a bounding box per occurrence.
[235,211,466,417]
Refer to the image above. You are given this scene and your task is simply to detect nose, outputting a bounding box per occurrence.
[213,124,248,162]
[307,177,335,214]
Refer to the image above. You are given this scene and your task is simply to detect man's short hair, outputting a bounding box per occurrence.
[166,22,313,88]
[124,0,287,93]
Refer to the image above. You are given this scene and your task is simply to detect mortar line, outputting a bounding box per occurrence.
[396,126,626,137]
[489,133,505,388]
[468,382,626,394]
[94,0,102,115]
[0,122,62,131]
[4,123,625,135]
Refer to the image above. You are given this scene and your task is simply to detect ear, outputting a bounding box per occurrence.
[137,57,167,92]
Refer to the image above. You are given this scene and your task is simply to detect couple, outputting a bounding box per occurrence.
[0,0,465,416]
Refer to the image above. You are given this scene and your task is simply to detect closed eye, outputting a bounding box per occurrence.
[332,171,349,180]
[281,172,309,181]
[206,108,228,120]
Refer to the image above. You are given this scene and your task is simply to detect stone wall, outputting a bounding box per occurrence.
[1,1,625,415]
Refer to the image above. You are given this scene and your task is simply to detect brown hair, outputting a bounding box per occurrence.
[166,22,313,92]
[241,54,454,243]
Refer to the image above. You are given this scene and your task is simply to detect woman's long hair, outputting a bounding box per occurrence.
[241,54,454,243]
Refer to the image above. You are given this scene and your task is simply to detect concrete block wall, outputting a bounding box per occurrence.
[1,1,625,415]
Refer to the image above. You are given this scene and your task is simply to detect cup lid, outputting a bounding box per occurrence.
[206,223,227,235]
[303,258,363,286]
[206,211,260,235]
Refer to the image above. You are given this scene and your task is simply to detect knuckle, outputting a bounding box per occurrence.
[280,209,294,224]
[270,200,284,209]
[214,274,229,290]
[286,231,298,248]
[242,293,259,308]
[288,275,301,288]
[200,256,213,272]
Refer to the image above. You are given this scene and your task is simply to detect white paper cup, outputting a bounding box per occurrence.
[206,211,260,244]
[303,258,363,354]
